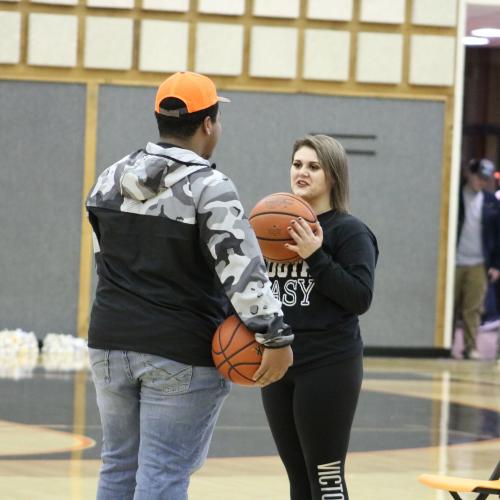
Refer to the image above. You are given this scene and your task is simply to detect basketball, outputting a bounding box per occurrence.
[249,192,318,263]
[212,315,264,386]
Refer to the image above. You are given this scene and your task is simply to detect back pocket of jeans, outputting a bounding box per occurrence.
[140,354,192,394]
[88,347,110,384]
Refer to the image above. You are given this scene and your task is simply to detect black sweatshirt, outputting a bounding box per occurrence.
[266,210,379,369]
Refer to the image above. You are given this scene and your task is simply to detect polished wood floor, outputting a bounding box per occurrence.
[0,357,498,499]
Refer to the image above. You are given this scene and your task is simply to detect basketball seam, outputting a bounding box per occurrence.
[266,256,301,263]
[257,236,295,242]
[214,339,259,370]
[249,192,317,220]
[212,320,240,356]
[227,364,256,383]
[213,321,261,374]
[249,211,316,224]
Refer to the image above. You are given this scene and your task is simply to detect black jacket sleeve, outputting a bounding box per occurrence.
[305,228,378,315]
[481,191,500,270]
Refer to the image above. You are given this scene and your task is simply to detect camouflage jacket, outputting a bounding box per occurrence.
[86,142,292,365]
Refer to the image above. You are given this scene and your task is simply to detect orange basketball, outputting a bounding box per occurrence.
[249,192,318,263]
[212,315,264,386]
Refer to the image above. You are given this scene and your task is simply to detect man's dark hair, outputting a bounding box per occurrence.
[155,98,219,139]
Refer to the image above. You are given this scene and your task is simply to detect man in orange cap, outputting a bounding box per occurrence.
[86,72,293,499]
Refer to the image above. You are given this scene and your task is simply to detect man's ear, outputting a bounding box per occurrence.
[202,115,213,136]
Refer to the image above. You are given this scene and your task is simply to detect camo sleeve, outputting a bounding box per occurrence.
[191,169,293,348]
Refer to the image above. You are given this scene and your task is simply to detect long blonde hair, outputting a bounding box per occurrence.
[292,134,349,213]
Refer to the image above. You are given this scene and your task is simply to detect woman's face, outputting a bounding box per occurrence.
[290,146,331,209]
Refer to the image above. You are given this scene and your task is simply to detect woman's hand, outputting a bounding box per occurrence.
[285,218,323,259]
[253,346,293,387]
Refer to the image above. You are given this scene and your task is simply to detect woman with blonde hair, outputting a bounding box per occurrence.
[261,134,379,500]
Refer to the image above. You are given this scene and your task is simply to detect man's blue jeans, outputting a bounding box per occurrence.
[89,348,231,500]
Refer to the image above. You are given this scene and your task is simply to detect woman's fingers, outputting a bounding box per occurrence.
[287,224,302,242]
[287,218,322,258]
[295,218,316,235]
[285,242,299,252]
[290,218,316,240]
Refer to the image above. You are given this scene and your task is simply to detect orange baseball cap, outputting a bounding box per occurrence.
[155,72,230,118]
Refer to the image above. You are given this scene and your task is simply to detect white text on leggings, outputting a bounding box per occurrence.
[317,461,344,500]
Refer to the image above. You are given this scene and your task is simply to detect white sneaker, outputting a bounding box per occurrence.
[469,349,481,360]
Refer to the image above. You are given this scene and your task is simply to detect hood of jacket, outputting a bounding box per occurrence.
[118,142,212,202]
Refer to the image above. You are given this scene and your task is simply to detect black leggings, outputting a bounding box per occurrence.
[261,353,363,500]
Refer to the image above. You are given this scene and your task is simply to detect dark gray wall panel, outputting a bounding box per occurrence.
[95,85,158,174]
[0,81,86,336]
[96,85,445,348]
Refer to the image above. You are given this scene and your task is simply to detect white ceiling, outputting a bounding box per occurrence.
[467,3,500,46]
[468,0,500,5]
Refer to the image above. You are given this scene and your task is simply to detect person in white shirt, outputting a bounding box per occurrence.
[455,158,500,359]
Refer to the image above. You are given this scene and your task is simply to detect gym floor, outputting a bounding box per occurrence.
[0,357,498,499]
